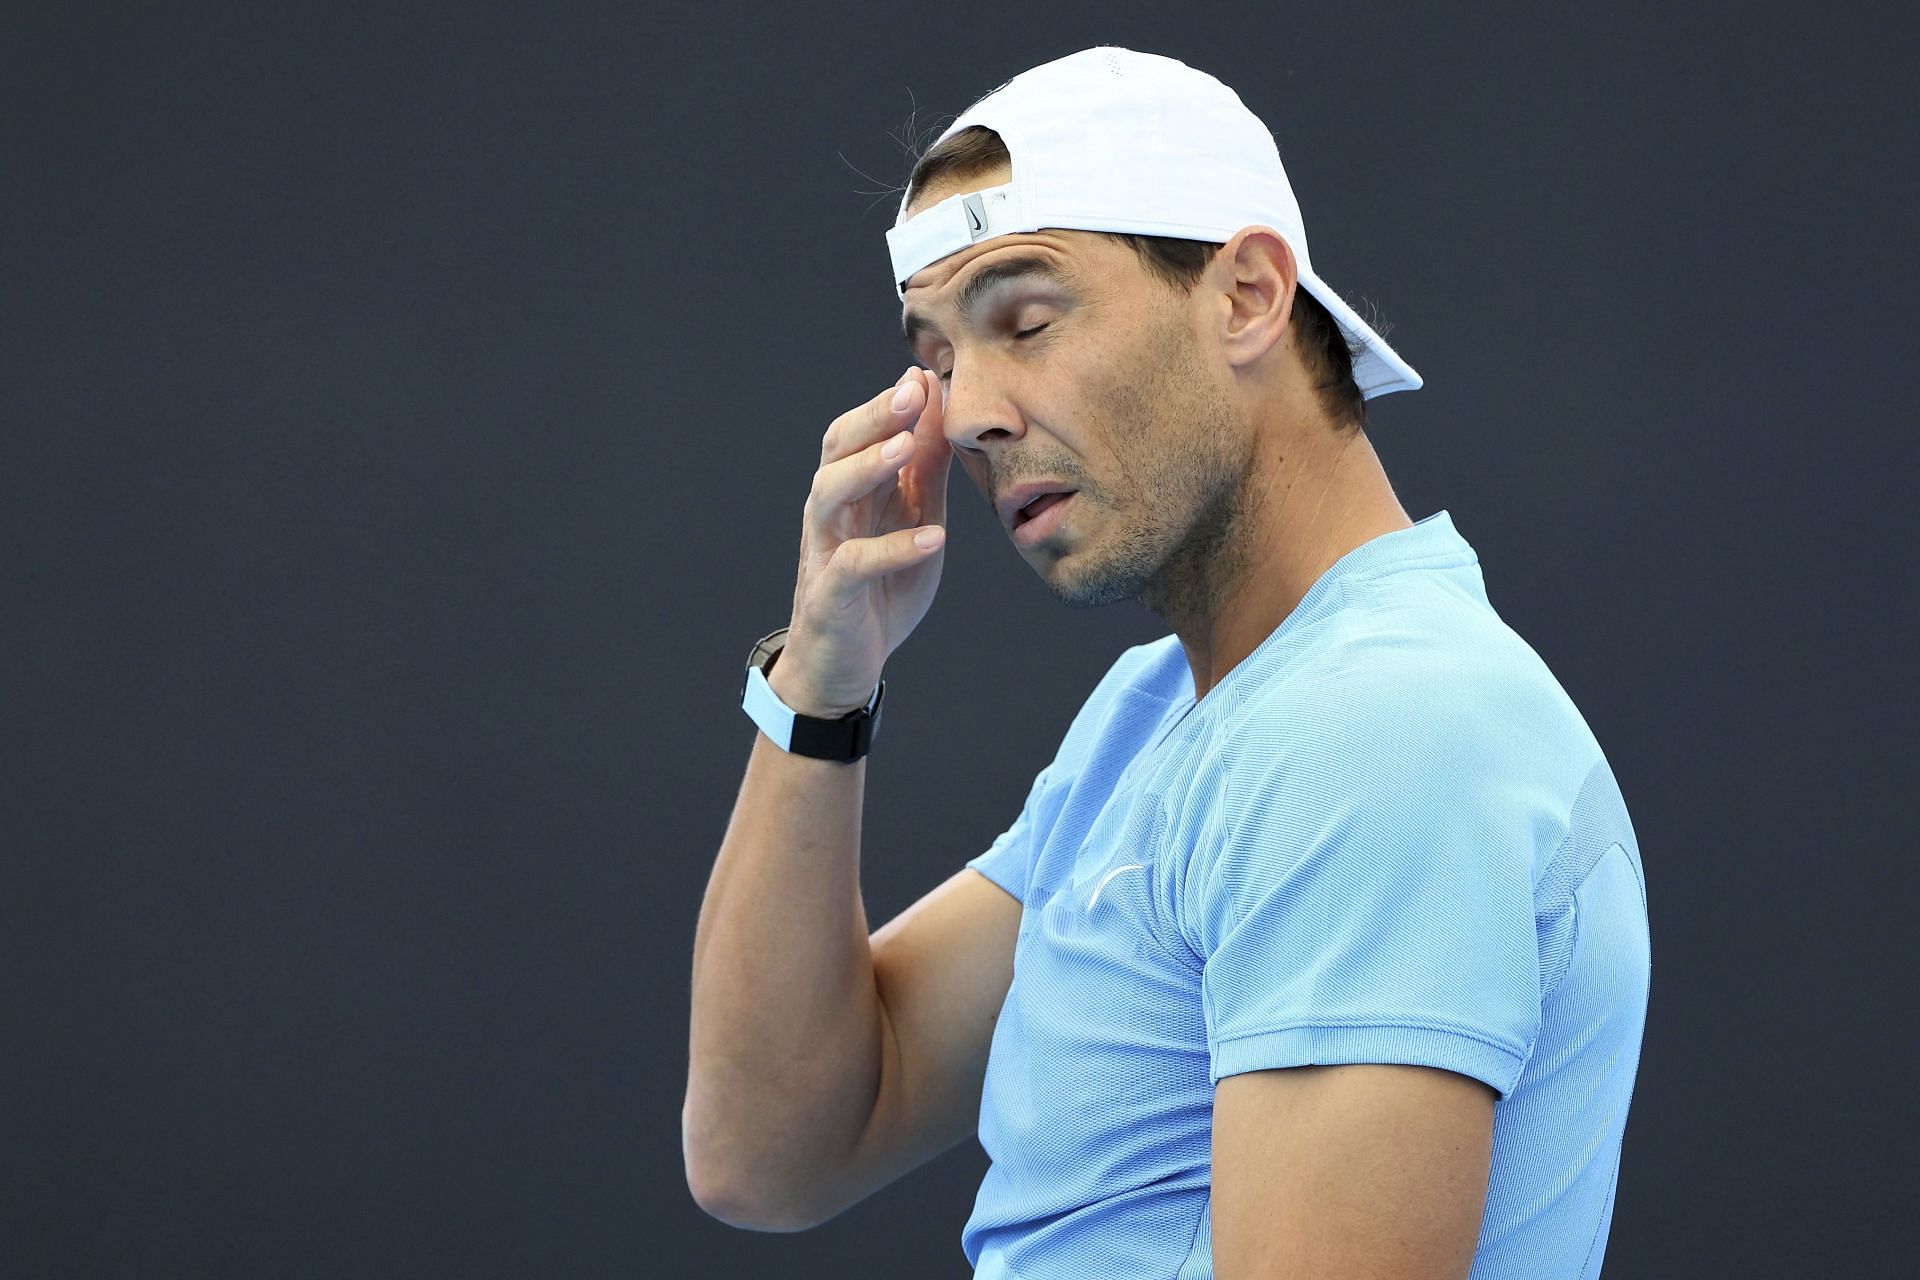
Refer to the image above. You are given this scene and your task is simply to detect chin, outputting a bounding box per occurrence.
[1040,553,1154,610]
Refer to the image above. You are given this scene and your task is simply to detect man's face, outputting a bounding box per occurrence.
[900,166,1257,610]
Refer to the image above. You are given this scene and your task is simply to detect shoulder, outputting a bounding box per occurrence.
[1185,592,1607,889]
[1230,579,1598,787]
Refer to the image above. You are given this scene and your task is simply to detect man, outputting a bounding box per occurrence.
[685,47,1650,1279]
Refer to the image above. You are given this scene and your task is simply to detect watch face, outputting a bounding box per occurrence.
[750,627,789,671]
[745,629,786,701]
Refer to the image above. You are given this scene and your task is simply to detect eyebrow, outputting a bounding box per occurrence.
[901,254,1074,353]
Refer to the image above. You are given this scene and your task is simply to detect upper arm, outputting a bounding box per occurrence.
[1211,1063,1495,1280]
[830,867,1021,1210]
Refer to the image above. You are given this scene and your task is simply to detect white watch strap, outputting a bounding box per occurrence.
[741,661,798,751]
[741,662,881,753]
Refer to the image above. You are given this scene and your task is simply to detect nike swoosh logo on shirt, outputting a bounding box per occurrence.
[1087,863,1145,911]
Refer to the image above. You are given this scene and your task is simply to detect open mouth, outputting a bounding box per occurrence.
[1016,491,1074,526]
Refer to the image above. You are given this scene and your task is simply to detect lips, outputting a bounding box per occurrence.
[997,482,1079,530]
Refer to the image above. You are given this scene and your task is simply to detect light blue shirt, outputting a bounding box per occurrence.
[962,510,1651,1278]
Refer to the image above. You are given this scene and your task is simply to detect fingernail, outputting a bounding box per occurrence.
[890,379,917,412]
[882,430,909,460]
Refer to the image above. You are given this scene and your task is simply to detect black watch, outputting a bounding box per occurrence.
[739,627,884,763]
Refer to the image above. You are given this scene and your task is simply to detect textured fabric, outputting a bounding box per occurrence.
[960,510,1651,1279]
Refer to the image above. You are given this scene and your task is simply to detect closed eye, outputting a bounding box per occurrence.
[936,323,1051,382]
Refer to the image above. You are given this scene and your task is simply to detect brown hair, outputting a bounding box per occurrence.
[904,124,1370,432]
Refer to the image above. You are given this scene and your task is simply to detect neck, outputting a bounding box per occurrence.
[1142,420,1412,702]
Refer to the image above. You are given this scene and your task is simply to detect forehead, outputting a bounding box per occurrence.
[903,230,1077,294]
[898,235,1094,353]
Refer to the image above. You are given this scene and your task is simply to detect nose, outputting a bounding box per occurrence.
[940,365,1027,457]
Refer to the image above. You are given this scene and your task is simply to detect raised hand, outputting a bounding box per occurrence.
[775,367,953,716]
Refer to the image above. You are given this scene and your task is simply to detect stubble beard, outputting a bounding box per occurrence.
[1044,317,1261,625]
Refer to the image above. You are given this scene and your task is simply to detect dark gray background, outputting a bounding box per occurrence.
[4,2,1914,1276]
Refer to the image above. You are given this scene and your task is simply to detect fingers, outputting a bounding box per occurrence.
[808,370,935,520]
[816,524,947,613]
[796,368,948,621]
[820,367,927,465]
[808,425,916,527]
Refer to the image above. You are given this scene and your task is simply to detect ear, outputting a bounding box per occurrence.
[1209,226,1298,371]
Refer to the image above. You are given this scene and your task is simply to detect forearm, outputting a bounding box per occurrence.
[687,364,947,1227]
[683,697,885,1227]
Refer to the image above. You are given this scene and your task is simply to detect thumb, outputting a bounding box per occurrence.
[900,367,953,527]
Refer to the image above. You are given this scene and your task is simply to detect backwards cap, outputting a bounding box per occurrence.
[886,47,1421,399]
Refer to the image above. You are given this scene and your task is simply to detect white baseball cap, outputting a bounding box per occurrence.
[886,46,1422,399]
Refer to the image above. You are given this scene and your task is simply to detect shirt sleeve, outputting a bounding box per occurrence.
[1183,701,1545,1101]
[965,763,1054,907]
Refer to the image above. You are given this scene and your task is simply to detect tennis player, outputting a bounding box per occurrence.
[686,47,1650,1279]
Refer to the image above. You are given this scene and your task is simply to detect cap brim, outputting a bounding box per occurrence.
[1297,266,1422,399]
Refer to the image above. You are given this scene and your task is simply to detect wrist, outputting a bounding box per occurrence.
[742,626,885,764]
[767,654,879,720]
[764,637,883,721]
